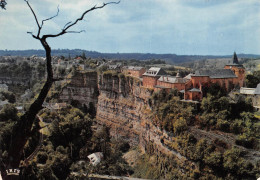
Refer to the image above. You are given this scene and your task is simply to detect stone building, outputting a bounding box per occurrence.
[224,52,245,87]
[122,66,146,78]
[87,152,103,166]
[183,52,245,101]
[142,53,245,102]
[156,73,187,91]
[240,83,260,110]
[142,67,167,88]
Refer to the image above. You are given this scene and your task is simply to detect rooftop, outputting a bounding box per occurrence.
[143,67,167,77]
[189,88,201,92]
[192,69,237,79]
[184,74,192,80]
[154,85,171,89]
[225,52,244,68]
[125,66,144,71]
[255,83,260,95]
[240,87,256,95]
[158,75,187,84]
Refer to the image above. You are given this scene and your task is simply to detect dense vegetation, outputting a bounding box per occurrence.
[0,104,132,179]
[0,57,260,179]
[139,86,260,179]
[245,70,260,88]
[3,49,255,64]
[0,91,16,103]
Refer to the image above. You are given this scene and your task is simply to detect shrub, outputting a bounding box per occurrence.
[173,117,188,135]
[216,119,230,132]
[37,152,48,164]
[235,134,255,149]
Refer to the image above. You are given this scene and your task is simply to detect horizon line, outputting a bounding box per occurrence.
[1,49,260,57]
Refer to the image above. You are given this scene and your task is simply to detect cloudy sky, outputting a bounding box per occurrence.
[0,0,260,55]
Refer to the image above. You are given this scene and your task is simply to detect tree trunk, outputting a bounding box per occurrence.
[0,39,54,180]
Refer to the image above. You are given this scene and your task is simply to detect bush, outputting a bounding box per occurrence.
[230,119,244,134]
[223,147,243,173]
[204,152,222,168]
[173,118,188,135]
[0,104,18,121]
[37,152,48,164]
[235,134,255,149]
[216,119,230,132]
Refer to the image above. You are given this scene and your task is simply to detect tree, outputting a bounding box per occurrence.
[82,52,86,59]
[0,104,18,122]
[0,1,119,179]
[0,0,7,10]
[245,70,260,88]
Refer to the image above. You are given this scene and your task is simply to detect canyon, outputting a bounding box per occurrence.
[59,71,203,174]
[57,70,260,179]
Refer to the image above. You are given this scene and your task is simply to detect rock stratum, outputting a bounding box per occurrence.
[59,71,260,179]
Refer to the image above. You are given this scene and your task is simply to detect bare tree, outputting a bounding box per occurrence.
[0,1,119,179]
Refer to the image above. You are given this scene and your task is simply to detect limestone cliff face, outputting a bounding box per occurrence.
[59,71,195,173]
[59,71,98,108]
[60,71,190,159]
[96,74,185,156]
[96,73,195,172]
[96,74,151,144]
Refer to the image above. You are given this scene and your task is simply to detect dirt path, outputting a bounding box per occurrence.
[23,115,45,166]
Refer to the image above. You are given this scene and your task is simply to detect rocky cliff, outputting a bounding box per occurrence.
[59,71,98,108]
[96,73,196,174]
[96,73,150,144]
[59,71,198,173]
[59,71,259,178]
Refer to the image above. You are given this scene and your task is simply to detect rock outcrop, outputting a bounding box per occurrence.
[96,73,150,145]
[96,73,196,174]
[58,70,259,178]
[59,71,99,108]
[60,71,191,161]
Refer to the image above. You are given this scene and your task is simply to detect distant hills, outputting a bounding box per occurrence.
[0,49,259,64]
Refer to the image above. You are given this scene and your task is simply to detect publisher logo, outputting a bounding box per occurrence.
[6,169,20,176]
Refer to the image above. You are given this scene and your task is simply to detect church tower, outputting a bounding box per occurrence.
[232,51,239,64]
[224,52,245,87]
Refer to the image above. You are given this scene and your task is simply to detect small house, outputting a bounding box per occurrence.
[122,66,146,78]
[87,152,103,166]
[52,103,67,110]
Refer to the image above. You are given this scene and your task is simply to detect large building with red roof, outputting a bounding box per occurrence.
[142,52,245,101]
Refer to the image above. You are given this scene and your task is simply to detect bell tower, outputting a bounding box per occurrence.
[224,52,245,87]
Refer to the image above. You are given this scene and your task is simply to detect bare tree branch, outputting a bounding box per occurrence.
[1,1,120,179]
[44,1,120,39]
[66,30,85,33]
[63,1,120,31]
[63,21,72,30]
[24,0,40,30]
[41,5,60,27]
[27,32,39,40]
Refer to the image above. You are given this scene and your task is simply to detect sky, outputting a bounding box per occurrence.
[0,0,260,55]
